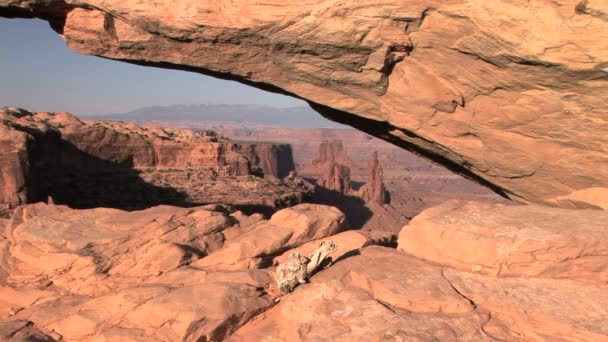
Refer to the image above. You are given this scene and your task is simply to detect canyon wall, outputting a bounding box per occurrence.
[0,107,298,210]
[1,0,606,208]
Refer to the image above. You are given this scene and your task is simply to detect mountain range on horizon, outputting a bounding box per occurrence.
[94,103,351,129]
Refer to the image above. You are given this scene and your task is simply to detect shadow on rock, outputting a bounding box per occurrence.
[309,186,374,230]
[25,136,193,210]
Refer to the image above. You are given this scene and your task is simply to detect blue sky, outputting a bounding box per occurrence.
[0,18,305,116]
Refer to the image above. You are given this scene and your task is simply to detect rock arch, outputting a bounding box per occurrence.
[2,0,607,208]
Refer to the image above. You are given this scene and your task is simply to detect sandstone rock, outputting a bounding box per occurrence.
[444,268,608,341]
[0,320,55,342]
[193,204,346,269]
[548,187,608,210]
[1,203,277,341]
[312,140,352,167]
[0,108,305,212]
[358,151,386,205]
[231,247,492,341]
[2,1,606,207]
[192,223,293,270]
[5,204,235,295]
[234,245,608,341]
[319,161,351,196]
[273,230,396,265]
[322,246,473,314]
[268,204,346,246]
[2,198,606,341]
[398,200,608,283]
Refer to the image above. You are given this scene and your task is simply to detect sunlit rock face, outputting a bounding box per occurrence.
[1,0,607,208]
[0,107,300,211]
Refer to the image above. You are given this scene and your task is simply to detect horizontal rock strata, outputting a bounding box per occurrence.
[0,107,302,212]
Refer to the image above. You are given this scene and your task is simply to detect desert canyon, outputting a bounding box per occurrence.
[0,1,607,341]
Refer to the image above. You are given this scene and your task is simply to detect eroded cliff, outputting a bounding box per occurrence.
[0,107,302,213]
[1,0,606,208]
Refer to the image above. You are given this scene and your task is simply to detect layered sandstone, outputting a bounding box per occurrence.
[318,162,351,196]
[0,107,301,213]
[1,0,606,207]
[232,202,608,341]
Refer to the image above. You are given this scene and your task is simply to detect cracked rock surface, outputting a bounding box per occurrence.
[1,199,606,340]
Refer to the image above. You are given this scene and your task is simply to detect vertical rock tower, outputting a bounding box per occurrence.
[359,151,386,205]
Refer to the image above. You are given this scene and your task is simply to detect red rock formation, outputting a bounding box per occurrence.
[318,161,351,196]
[358,151,386,205]
[1,199,607,340]
[0,107,301,211]
[2,1,606,207]
[0,203,351,340]
[312,140,351,167]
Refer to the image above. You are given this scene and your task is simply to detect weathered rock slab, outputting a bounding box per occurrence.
[445,268,608,342]
[398,200,608,283]
[231,246,492,341]
[195,204,346,270]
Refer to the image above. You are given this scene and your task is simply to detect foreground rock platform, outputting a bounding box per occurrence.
[1,0,606,207]
[232,246,608,341]
[1,200,606,341]
[0,202,356,341]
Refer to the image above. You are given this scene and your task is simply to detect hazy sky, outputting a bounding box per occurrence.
[0,18,306,116]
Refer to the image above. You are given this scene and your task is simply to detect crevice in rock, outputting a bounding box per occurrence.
[440,268,477,310]
[375,299,398,313]
[480,313,509,342]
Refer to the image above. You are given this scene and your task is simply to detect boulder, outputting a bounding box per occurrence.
[194,204,347,269]
[231,247,492,341]
[269,204,346,246]
[398,200,608,283]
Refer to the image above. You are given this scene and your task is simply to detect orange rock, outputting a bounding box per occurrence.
[319,246,473,314]
[268,204,346,246]
[2,2,606,206]
[273,230,395,265]
[1,203,276,341]
[444,268,608,341]
[232,246,491,341]
[0,108,302,212]
[398,200,608,283]
[357,151,387,205]
[194,204,347,269]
